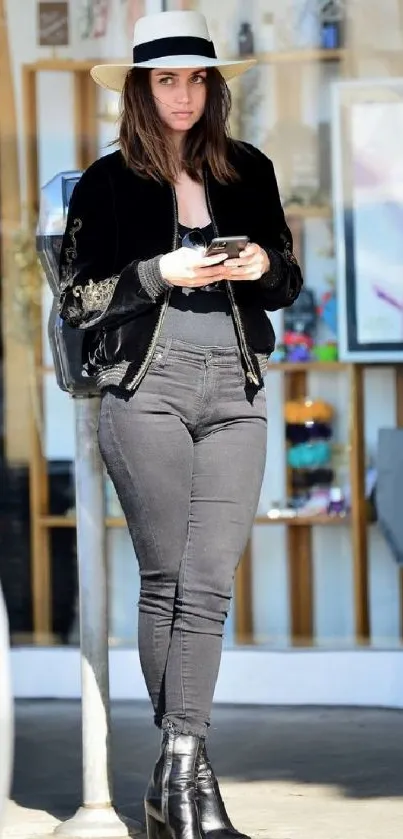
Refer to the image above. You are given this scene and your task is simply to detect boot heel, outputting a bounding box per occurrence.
[146,812,171,839]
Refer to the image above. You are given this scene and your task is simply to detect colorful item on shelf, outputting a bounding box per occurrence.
[321,20,341,48]
[296,487,330,515]
[287,440,331,469]
[286,421,332,444]
[313,341,338,362]
[284,331,312,361]
[292,467,334,489]
[282,287,318,360]
[238,22,254,55]
[284,398,334,424]
[270,344,286,362]
[284,286,317,338]
[317,288,337,335]
[318,0,345,48]
[285,396,336,509]
[327,486,347,516]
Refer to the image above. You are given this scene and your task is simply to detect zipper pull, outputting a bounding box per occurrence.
[247,371,260,387]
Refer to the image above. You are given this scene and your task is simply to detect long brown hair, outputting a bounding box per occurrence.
[119,67,237,184]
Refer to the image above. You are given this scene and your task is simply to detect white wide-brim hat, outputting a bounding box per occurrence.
[91,10,256,93]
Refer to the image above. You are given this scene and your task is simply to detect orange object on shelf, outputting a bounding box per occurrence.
[284,398,334,424]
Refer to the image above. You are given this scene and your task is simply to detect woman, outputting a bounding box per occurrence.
[59,10,303,839]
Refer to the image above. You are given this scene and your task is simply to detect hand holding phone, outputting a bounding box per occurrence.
[160,246,229,289]
[221,241,270,282]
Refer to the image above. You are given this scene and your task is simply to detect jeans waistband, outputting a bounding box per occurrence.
[154,337,242,363]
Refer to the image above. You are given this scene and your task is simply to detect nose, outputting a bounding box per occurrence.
[175,81,191,104]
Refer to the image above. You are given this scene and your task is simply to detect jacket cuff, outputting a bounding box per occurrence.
[138,255,171,300]
[262,248,283,288]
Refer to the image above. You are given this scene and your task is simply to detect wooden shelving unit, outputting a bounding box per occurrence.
[21,53,402,651]
[22,60,100,644]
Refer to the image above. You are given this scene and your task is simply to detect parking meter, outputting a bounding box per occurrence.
[36,170,99,396]
[35,174,130,838]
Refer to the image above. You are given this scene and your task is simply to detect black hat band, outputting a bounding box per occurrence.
[133,35,217,64]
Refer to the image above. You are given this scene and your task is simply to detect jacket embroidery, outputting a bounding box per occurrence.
[60,218,82,292]
[284,240,298,265]
[72,276,119,315]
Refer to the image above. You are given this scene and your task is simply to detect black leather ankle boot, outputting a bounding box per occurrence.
[197,743,251,839]
[144,725,203,839]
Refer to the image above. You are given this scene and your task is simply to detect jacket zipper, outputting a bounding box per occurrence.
[126,189,178,391]
[203,169,260,387]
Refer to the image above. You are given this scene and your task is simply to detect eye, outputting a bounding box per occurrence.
[191,74,206,84]
[159,76,174,85]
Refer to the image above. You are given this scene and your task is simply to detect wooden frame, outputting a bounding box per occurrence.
[0,0,30,463]
[332,78,403,363]
[22,60,101,643]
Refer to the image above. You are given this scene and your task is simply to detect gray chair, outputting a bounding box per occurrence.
[376,428,403,565]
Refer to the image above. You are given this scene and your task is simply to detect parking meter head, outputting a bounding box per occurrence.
[37,171,99,396]
[36,171,82,295]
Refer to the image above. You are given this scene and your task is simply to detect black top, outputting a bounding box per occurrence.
[159,222,237,347]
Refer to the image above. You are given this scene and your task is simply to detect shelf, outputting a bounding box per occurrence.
[40,513,348,529]
[284,204,332,218]
[39,515,127,528]
[267,361,350,372]
[25,50,346,75]
[239,48,346,64]
[256,514,349,526]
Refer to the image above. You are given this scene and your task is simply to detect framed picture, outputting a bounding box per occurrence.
[37,1,69,46]
[332,78,403,362]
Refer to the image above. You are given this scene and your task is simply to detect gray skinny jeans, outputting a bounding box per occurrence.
[98,338,267,737]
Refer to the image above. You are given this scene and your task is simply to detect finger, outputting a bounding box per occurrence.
[224,255,254,267]
[241,243,258,257]
[192,265,227,279]
[194,252,228,267]
[226,264,261,277]
[227,272,260,282]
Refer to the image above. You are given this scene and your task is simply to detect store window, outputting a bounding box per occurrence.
[1,0,403,651]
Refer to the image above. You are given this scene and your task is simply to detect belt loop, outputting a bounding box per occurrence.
[159,337,172,367]
[153,337,172,367]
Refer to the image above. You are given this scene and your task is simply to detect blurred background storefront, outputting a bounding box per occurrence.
[1,0,403,704]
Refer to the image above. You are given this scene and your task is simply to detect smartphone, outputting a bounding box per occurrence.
[205,235,249,259]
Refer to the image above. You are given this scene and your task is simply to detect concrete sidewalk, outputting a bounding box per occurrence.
[4,701,403,839]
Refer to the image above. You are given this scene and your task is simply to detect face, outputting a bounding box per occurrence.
[150,67,207,137]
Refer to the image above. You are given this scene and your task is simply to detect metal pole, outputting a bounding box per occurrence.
[55,397,139,839]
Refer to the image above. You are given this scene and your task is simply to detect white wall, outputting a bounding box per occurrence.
[6,0,401,650]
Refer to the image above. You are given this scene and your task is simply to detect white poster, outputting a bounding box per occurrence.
[351,101,403,345]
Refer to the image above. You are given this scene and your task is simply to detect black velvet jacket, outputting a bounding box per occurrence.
[58,140,303,391]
